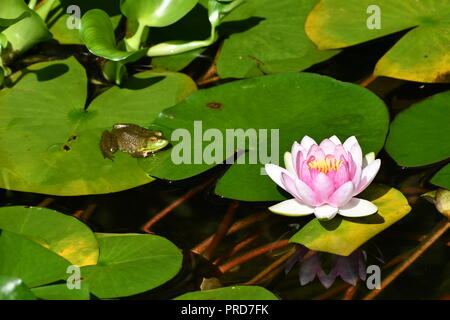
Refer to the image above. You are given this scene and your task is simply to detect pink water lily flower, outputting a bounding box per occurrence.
[265,135,381,220]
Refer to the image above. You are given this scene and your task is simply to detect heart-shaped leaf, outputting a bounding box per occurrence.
[174,285,278,300]
[80,9,143,61]
[142,72,389,201]
[49,0,122,45]
[386,90,450,167]
[0,206,99,266]
[305,0,450,83]
[216,0,339,79]
[290,185,412,256]
[0,57,196,195]
[0,230,70,288]
[120,0,198,27]
[81,233,183,299]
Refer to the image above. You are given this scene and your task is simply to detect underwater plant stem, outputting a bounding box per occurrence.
[245,247,296,285]
[72,203,97,222]
[363,218,450,300]
[197,43,223,86]
[342,282,360,300]
[192,211,270,254]
[37,197,55,207]
[359,74,378,88]
[197,76,220,87]
[203,201,239,260]
[218,239,291,274]
[213,232,261,265]
[141,177,215,233]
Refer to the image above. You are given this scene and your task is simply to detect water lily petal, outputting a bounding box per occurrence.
[338,198,378,217]
[307,144,325,161]
[300,135,317,151]
[312,172,335,203]
[295,179,320,207]
[328,181,354,207]
[314,204,339,220]
[354,159,381,195]
[268,199,315,216]
[349,142,363,168]
[291,142,301,173]
[319,139,336,155]
[281,173,302,200]
[343,136,358,152]
[329,135,342,145]
[284,152,296,176]
[334,163,350,189]
[264,164,294,192]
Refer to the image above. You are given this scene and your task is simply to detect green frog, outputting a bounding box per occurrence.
[100,124,169,160]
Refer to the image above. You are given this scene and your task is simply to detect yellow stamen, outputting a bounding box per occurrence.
[308,157,343,174]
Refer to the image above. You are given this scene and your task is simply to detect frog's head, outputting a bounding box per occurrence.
[141,131,169,155]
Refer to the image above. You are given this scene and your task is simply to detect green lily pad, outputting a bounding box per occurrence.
[0,230,70,288]
[290,185,412,256]
[386,90,450,167]
[49,0,122,45]
[0,206,98,266]
[431,163,450,190]
[31,282,90,300]
[0,275,36,300]
[305,0,450,83]
[81,233,183,299]
[0,57,196,195]
[216,0,339,79]
[120,0,198,27]
[142,72,389,201]
[174,285,278,300]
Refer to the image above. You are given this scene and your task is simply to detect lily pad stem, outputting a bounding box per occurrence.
[35,0,58,22]
[125,22,147,52]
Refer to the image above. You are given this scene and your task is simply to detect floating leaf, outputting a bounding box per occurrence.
[120,0,198,27]
[31,282,90,300]
[290,185,411,256]
[81,233,183,299]
[142,72,389,201]
[305,0,450,83]
[174,286,278,300]
[0,206,99,266]
[0,275,36,300]
[0,57,196,195]
[431,164,450,190]
[0,230,70,288]
[216,0,339,79]
[386,90,450,167]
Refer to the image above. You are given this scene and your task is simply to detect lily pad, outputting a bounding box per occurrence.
[0,275,36,300]
[216,0,339,79]
[290,185,412,256]
[385,90,450,167]
[431,163,450,190]
[0,206,98,266]
[174,285,278,300]
[305,0,450,83]
[81,233,183,299]
[142,72,389,201]
[0,57,196,195]
[0,230,70,288]
[31,282,90,300]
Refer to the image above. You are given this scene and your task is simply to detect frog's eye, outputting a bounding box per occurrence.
[149,136,158,142]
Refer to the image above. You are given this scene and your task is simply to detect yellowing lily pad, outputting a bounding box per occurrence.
[305,0,450,83]
[0,206,98,266]
[290,185,411,256]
